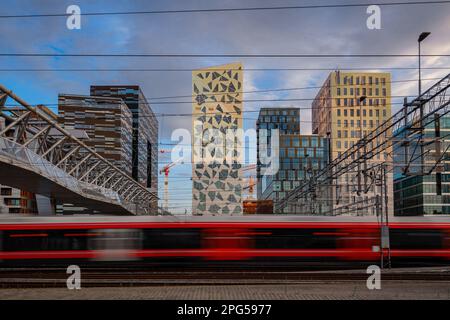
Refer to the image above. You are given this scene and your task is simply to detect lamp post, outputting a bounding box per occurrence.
[357,95,367,203]
[359,95,367,140]
[418,32,430,178]
[418,32,431,96]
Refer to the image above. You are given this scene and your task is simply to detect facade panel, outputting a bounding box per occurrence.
[312,71,393,215]
[192,63,243,215]
[90,86,159,211]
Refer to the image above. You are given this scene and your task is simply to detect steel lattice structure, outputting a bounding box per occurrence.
[0,84,158,215]
[277,72,450,215]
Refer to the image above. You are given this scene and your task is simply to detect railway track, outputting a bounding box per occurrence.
[1,267,449,288]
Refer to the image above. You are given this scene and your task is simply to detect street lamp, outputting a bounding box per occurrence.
[357,95,367,199]
[418,32,431,96]
[359,95,367,140]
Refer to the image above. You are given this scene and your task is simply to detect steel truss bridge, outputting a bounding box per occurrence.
[277,72,450,217]
[0,84,158,215]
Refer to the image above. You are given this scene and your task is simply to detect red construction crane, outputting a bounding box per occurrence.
[242,164,257,199]
[159,158,184,211]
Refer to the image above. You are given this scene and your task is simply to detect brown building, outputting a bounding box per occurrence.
[243,199,273,214]
[312,71,393,215]
[58,94,133,176]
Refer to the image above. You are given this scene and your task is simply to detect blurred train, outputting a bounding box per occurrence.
[0,215,449,267]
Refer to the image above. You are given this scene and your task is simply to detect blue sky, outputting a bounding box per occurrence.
[1,0,450,213]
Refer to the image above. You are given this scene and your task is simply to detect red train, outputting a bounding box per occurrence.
[0,215,449,267]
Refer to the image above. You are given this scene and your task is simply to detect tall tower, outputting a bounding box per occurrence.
[256,107,300,200]
[312,71,393,215]
[90,85,158,212]
[192,63,243,215]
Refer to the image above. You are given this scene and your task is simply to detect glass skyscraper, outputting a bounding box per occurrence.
[256,108,300,200]
[394,114,450,215]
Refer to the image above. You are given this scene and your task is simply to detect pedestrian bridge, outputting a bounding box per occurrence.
[0,84,157,215]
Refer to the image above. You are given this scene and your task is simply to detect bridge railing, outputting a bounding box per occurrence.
[0,84,158,215]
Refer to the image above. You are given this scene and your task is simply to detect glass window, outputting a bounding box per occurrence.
[298,171,304,179]
[302,137,309,147]
[273,181,281,191]
[283,181,291,191]
[282,158,290,169]
[288,171,295,181]
[292,158,300,169]
[316,148,324,158]
[288,148,295,157]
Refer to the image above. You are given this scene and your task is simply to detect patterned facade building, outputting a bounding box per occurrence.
[90,86,158,211]
[192,63,243,215]
[312,71,393,215]
[256,108,300,200]
[58,94,133,176]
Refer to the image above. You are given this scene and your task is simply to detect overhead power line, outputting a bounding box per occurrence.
[1,53,449,58]
[0,1,449,18]
[1,67,449,72]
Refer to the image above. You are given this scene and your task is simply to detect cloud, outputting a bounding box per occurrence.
[1,0,450,213]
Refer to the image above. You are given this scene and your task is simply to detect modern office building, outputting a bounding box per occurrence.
[90,85,158,211]
[256,108,300,200]
[260,134,329,213]
[58,94,133,176]
[312,71,393,215]
[393,114,450,215]
[191,62,243,215]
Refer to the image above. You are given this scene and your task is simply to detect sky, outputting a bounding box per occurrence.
[1,0,450,213]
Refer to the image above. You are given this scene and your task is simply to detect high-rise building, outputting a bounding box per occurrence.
[312,71,393,215]
[256,108,300,200]
[393,114,450,215]
[90,85,158,211]
[58,94,133,176]
[260,133,329,213]
[192,63,243,215]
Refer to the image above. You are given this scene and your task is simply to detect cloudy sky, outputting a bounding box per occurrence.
[1,0,449,213]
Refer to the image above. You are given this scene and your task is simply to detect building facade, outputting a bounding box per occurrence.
[192,63,243,215]
[58,94,133,176]
[394,114,450,215]
[90,85,158,211]
[260,134,329,213]
[256,108,300,200]
[0,185,37,214]
[312,71,393,215]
